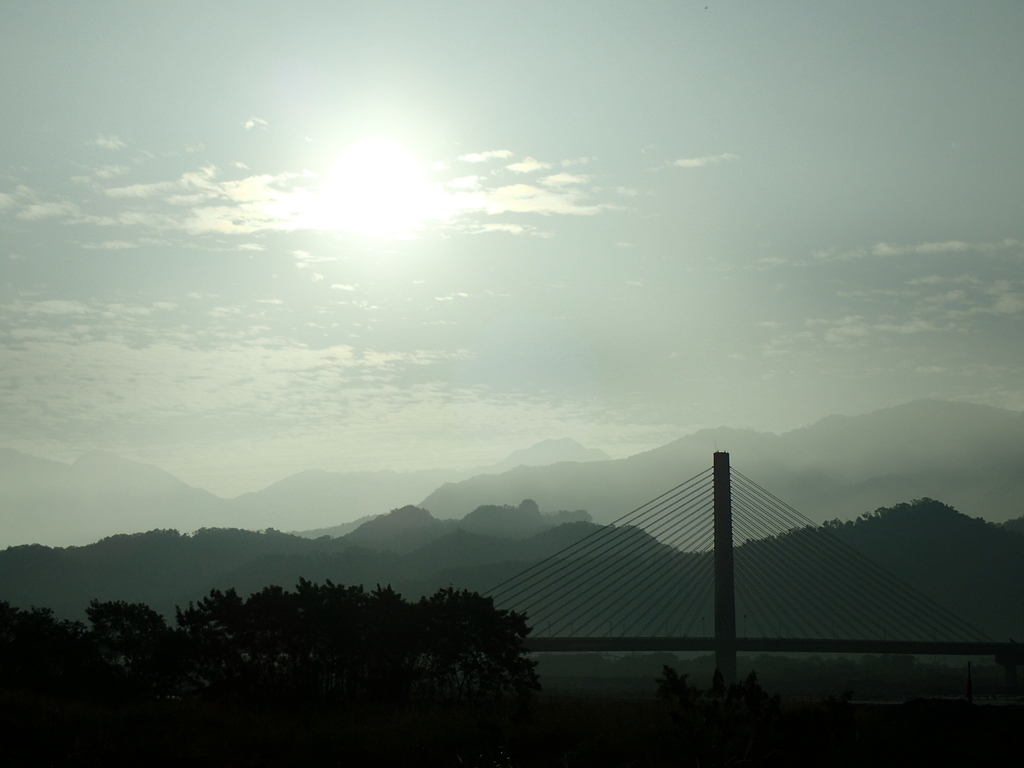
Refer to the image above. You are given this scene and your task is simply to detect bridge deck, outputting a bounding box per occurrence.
[523,636,1024,663]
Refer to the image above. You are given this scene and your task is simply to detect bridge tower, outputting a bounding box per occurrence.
[713,451,738,682]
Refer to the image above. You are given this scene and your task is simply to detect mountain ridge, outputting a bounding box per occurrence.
[4,400,1023,548]
[420,400,1024,525]
[2,496,1021,642]
[0,437,610,548]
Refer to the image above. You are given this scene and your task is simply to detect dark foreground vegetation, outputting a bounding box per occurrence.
[537,650,1017,701]
[1,670,1020,767]
[0,581,538,705]
[3,584,1022,765]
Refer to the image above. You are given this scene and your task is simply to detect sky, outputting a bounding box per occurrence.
[2,1,1023,497]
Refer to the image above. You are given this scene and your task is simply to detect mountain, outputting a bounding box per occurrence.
[420,400,1024,525]
[487,438,611,474]
[3,496,1022,643]
[0,449,231,548]
[331,501,590,553]
[228,467,456,534]
[0,501,599,621]
[1003,517,1024,536]
[825,498,1024,640]
[0,437,610,548]
[5,400,1022,548]
[342,504,452,554]
[264,438,610,536]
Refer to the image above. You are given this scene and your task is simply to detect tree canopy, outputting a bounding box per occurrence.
[1,580,538,706]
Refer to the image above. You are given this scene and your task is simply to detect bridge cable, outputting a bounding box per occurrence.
[733,470,989,642]
[732,479,945,640]
[487,468,712,609]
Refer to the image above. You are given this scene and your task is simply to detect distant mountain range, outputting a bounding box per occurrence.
[0,449,228,550]
[420,400,1024,526]
[3,400,1023,549]
[0,438,608,548]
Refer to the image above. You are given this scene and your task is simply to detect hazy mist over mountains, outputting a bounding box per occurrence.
[5,397,1024,647]
[422,400,1024,527]
[0,437,606,548]
[2,399,1023,549]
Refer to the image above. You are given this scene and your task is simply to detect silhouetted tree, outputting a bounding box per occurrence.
[419,587,538,702]
[175,588,250,697]
[86,599,185,696]
[293,579,371,701]
[174,580,538,705]
[0,601,102,695]
[656,665,697,707]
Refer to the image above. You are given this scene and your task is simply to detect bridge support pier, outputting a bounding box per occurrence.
[714,451,737,683]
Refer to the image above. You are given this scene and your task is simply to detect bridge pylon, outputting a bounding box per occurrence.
[714,451,737,683]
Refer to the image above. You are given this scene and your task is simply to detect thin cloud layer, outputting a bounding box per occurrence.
[671,153,739,168]
[0,149,620,239]
[3,3,1024,501]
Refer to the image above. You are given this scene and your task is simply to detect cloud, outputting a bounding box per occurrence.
[907,274,979,286]
[671,153,738,168]
[993,293,1024,315]
[872,239,1022,257]
[561,157,595,167]
[457,150,513,162]
[13,149,621,242]
[92,134,126,150]
[331,284,356,291]
[473,223,529,235]
[291,250,335,265]
[506,157,552,173]
[803,239,1023,265]
[7,299,94,316]
[482,183,614,216]
[106,181,179,198]
[81,240,138,250]
[243,117,268,130]
[446,175,482,190]
[16,201,82,220]
[988,281,1024,315]
[873,319,937,334]
[95,165,130,179]
[539,173,590,187]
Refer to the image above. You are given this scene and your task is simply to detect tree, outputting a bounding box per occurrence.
[0,601,101,695]
[419,587,538,702]
[176,588,250,696]
[86,599,182,696]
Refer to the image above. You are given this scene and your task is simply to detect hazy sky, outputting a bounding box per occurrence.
[2,1,1022,496]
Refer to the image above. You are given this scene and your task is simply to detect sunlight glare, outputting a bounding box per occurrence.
[318,138,436,238]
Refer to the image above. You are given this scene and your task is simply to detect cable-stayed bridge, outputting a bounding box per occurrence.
[488,453,1023,683]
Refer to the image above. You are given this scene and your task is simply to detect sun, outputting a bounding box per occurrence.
[317,138,436,238]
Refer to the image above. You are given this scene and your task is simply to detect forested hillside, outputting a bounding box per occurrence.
[0,504,597,621]
[2,496,1022,641]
